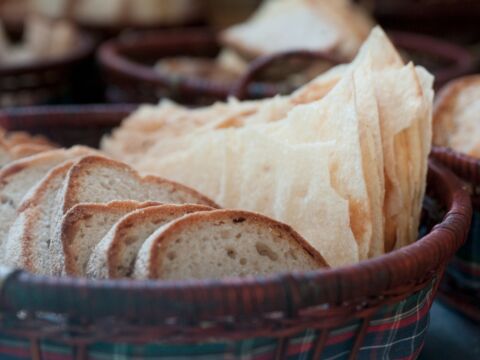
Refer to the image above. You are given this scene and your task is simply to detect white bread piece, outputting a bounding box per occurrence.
[101,99,277,163]
[220,0,339,59]
[133,209,327,280]
[61,201,161,277]
[101,63,350,164]
[46,156,217,276]
[138,132,358,267]
[57,156,217,214]
[220,0,373,60]
[0,147,96,254]
[87,204,213,279]
[433,75,480,157]
[2,161,75,273]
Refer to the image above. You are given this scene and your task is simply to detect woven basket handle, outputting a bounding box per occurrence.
[231,50,340,100]
[431,146,480,206]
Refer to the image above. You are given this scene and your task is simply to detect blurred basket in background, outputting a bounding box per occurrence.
[98,29,474,106]
[0,105,471,359]
[28,0,207,39]
[364,0,480,44]
[98,30,339,105]
[0,30,95,108]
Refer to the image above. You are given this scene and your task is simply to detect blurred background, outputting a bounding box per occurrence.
[0,0,479,107]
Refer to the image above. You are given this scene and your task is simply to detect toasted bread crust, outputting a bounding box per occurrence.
[62,201,161,276]
[19,161,75,272]
[434,75,480,119]
[105,204,213,278]
[0,149,68,186]
[144,209,328,278]
[62,156,218,212]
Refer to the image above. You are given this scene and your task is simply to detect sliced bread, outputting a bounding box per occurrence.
[2,161,75,272]
[61,201,161,277]
[0,146,96,252]
[133,210,327,280]
[86,204,213,279]
[47,155,217,277]
[56,155,217,217]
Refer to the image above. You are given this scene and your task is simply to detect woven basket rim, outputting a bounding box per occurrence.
[98,28,474,101]
[431,146,480,190]
[97,29,341,100]
[0,106,472,320]
[388,31,474,87]
[98,29,280,99]
[0,30,95,76]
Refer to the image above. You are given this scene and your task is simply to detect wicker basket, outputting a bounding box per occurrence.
[0,105,471,359]
[431,147,480,321]
[0,30,95,107]
[98,29,474,105]
[98,29,342,105]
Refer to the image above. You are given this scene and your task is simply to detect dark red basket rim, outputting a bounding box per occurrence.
[0,106,471,322]
[97,29,283,100]
[388,31,474,87]
[0,30,95,76]
[98,28,474,102]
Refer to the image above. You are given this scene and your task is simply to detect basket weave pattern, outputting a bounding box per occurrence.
[0,107,471,359]
[0,34,95,107]
[431,147,480,321]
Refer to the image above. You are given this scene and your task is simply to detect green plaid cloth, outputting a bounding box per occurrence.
[0,280,435,360]
[447,209,480,290]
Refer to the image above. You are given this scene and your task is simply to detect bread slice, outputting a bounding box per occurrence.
[433,75,480,156]
[46,155,217,277]
[133,210,327,280]
[2,161,75,273]
[0,147,96,255]
[58,156,217,214]
[86,204,213,279]
[61,201,161,277]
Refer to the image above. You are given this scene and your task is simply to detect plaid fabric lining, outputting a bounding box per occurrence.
[0,280,435,360]
[447,209,480,290]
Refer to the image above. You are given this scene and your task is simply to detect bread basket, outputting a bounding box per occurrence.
[368,0,480,42]
[0,105,471,359]
[0,30,95,107]
[98,29,341,105]
[98,29,474,105]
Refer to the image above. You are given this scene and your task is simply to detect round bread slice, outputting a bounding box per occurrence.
[2,161,75,273]
[48,155,218,277]
[61,201,161,277]
[86,204,213,279]
[59,156,218,214]
[133,210,328,280]
[0,146,96,253]
[433,75,480,156]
